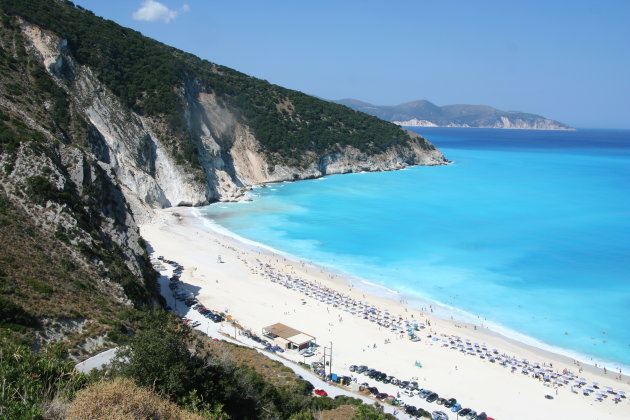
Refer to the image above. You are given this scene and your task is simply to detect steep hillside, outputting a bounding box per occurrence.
[0,0,445,357]
[334,98,573,130]
[1,0,446,222]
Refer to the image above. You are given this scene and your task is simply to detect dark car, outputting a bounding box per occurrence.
[368,387,379,395]
[349,365,357,372]
[426,392,439,403]
[364,368,375,376]
[476,413,488,420]
[465,411,477,419]
[436,398,446,405]
[405,405,418,416]
[382,376,391,384]
[445,398,457,408]
[375,392,388,400]
[399,380,410,389]
[356,365,368,373]
[458,408,471,417]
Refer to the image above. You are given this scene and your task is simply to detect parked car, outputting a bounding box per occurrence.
[405,405,418,416]
[436,397,446,405]
[458,408,471,417]
[465,410,477,420]
[432,411,449,420]
[444,398,457,408]
[355,365,368,373]
[399,381,410,389]
[419,389,432,399]
[475,413,488,420]
[375,392,388,400]
[314,389,328,397]
[450,403,462,413]
[349,365,357,372]
[426,392,439,403]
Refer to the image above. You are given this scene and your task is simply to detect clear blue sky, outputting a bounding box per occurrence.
[73,0,630,129]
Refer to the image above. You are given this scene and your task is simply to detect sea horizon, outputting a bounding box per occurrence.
[199,127,630,371]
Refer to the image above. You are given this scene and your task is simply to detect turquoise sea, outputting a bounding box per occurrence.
[201,127,630,369]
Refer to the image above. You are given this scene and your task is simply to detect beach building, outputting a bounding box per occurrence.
[262,323,316,350]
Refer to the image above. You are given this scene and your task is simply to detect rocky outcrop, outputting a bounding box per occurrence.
[18,21,447,223]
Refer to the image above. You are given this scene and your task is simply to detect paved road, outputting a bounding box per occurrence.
[75,347,118,373]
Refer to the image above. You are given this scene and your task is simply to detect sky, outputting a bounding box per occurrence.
[72,0,630,129]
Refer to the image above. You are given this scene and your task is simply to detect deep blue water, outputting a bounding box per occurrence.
[201,128,630,368]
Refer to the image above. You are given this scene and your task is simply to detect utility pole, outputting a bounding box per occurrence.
[322,342,334,379]
[329,341,333,378]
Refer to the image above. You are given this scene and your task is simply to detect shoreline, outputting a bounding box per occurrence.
[192,206,629,375]
[141,207,630,419]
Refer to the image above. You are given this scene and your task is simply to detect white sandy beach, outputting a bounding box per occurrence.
[140,207,630,420]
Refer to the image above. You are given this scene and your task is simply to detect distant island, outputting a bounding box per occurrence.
[333,98,573,130]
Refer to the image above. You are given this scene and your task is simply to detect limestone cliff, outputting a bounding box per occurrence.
[16,19,446,223]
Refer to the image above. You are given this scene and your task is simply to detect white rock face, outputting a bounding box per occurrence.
[20,21,447,223]
[393,118,438,127]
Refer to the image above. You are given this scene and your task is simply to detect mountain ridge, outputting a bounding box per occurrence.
[333,98,573,130]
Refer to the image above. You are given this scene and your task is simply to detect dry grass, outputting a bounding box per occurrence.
[318,405,357,420]
[198,332,300,388]
[66,378,206,420]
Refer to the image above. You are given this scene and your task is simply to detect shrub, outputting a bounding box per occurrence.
[0,296,38,329]
[0,338,88,418]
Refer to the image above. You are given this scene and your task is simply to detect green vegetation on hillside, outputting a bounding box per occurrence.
[0,0,428,168]
[0,190,155,352]
[1,314,394,419]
